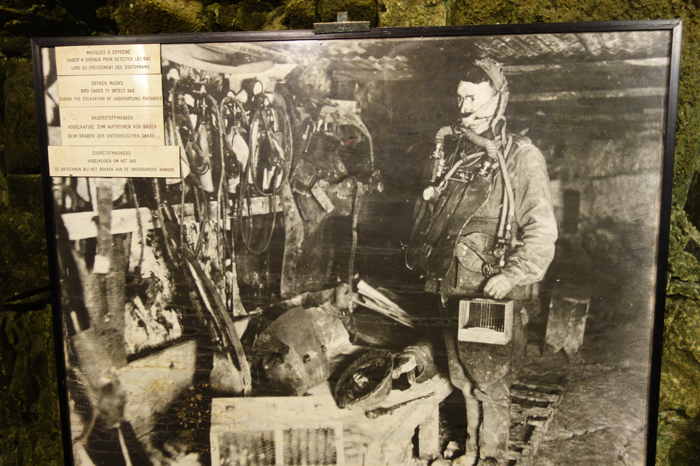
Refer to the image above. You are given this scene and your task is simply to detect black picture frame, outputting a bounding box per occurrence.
[31,20,682,466]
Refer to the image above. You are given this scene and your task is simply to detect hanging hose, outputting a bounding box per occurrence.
[152,179,176,263]
[219,95,251,303]
[153,161,253,393]
[238,93,293,254]
[182,246,252,394]
[247,95,292,196]
[218,95,245,271]
[496,136,515,241]
[202,93,230,274]
[460,129,515,239]
[347,180,362,312]
[169,85,209,256]
[237,173,279,255]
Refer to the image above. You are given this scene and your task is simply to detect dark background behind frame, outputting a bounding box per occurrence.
[0,3,697,465]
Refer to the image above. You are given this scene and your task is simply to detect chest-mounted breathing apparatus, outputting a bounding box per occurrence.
[412,58,518,276]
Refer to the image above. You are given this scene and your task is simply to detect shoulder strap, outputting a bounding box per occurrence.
[508,134,534,156]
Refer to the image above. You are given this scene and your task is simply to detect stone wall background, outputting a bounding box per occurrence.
[1,1,698,464]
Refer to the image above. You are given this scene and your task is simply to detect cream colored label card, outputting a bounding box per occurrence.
[56,44,161,76]
[49,146,180,178]
[58,75,163,107]
[61,107,165,146]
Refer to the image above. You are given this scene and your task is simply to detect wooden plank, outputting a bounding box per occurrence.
[417,400,440,460]
[506,58,668,97]
[118,340,198,442]
[509,87,667,102]
[475,31,669,63]
[504,57,669,74]
[61,196,284,240]
[508,380,565,465]
[210,377,453,466]
[211,396,345,466]
[62,206,155,240]
[511,405,554,419]
[511,386,562,404]
[509,108,665,123]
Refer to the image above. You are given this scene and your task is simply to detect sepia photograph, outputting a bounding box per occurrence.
[35,23,678,466]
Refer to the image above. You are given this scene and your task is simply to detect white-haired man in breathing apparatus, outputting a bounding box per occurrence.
[404,58,558,464]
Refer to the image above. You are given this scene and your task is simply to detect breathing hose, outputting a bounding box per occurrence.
[460,128,516,253]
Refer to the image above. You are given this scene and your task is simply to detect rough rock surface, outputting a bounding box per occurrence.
[3,59,39,174]
[533,322,652,465]
[380,0,448,27]
[105,0,206,34]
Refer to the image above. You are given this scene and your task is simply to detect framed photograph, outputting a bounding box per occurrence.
[32,20,681,466]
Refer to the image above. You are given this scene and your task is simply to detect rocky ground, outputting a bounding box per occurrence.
[530,311,654,465]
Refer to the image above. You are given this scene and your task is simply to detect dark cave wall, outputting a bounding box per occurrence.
[538,122,665,265]
[1,1,699,465]
[542,126,664,356]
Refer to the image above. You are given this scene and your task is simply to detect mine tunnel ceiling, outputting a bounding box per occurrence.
[174,31,670,128]
[473,31,669,62]
[481,31,671,127]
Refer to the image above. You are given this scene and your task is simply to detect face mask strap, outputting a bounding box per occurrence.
[472,58,509,139]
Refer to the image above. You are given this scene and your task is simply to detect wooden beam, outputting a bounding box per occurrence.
[61,197,284,240]
[503,57,669,74]
[509,107,665,123]
[509,87,667,102]
[504,58,669,98]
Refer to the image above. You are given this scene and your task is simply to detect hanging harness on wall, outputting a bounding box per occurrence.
[170,74,294,257]
[281,101,377,298]
[238,91,293,254]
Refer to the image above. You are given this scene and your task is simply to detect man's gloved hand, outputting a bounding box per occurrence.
[483,273,513,299]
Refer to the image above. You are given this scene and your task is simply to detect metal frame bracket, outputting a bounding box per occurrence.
[313,12,370,34]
